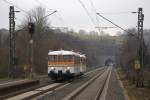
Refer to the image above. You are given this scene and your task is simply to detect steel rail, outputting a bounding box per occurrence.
[5,67,104,100]
[62,68,106,100]
[94,67,112,100]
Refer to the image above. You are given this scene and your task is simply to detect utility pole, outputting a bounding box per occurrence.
[9,6,20,78]
[136,8,144,87]
[9,6,16,78]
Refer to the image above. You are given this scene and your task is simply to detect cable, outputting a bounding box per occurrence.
[2,0,57,32]
[88,0,99,23]
[2,0,31,16]
[77,0,96,26]
[2,0,31,32]
[35,0,56,11]
[34,0,62,20]
[96,13,134,35]
[3,0,57,22]
[41,10,57,20]
[98,12,135,15]
[34,0,69,28]
[88,0,101,34]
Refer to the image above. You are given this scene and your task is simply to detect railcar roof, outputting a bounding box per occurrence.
[48,50,85,57]
[80,54,86,58]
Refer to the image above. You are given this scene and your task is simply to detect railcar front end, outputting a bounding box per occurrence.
[47,50,86,81]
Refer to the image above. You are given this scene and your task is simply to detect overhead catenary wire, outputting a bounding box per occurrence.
[36,0,64,21]
[77,0,96,26]
[97,12,137,15]
[88,0,101,35]
[35,0,62,21]
[2,0,57,32]
[36,0,55,11]
[88,0,135,35]
[3,0,57,22]
[96,13,134,35]
[34,0,69,29]
[2,0,31,16]
[2,0,32,31]
[42,10,57,20]
[88,0,100,24]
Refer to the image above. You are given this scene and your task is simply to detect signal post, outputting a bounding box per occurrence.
[28,22,35,78]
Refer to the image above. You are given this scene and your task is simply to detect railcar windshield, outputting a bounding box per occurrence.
[74,56,80,63]
[48,55,73,62]
[63,55,73,61]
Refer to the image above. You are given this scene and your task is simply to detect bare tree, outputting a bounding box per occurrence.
[21,6,50,34]
[120,28,139,69]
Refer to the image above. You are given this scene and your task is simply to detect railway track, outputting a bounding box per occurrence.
[5,67,105,100]
[6,83,64,100]
[0,79,40,99]
[0,75,54,99]
[63,66,112,100]
[34,67,106,100]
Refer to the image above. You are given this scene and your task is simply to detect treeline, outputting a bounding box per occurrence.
[0,27,118,77]
[0,6,118,77]
[116,28,150,87]
[116,28,150,69]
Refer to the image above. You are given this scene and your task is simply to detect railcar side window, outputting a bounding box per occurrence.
[49,55,57,62]
[58,55,63,61]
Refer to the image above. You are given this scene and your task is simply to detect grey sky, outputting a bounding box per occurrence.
[0,0,150,35]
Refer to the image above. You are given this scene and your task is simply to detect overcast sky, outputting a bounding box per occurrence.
[0,0,150,35]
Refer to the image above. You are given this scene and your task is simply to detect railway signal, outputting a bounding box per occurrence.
[27,10,57,78]
[28,22,35,36]
[28,22,35,78]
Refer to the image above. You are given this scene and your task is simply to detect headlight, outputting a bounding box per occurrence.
[51,67,54,70]
[67,67,70,70]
